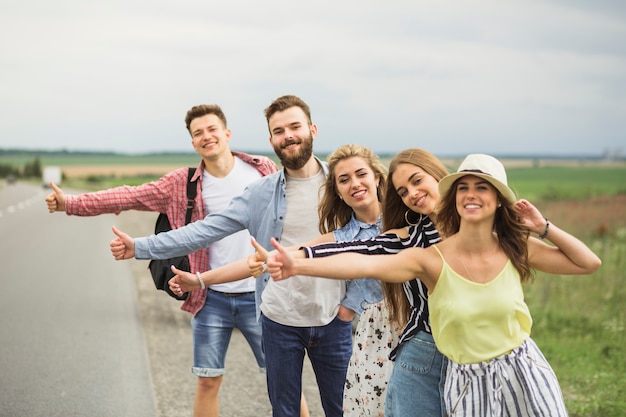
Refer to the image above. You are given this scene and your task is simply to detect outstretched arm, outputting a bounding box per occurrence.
[516,199,601,275]
[247,227,401,277]
[266,237,438,288]
[249,236,357,322]
[169,257,253,296]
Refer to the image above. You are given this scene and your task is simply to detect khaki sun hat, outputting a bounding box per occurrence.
[438,154,517,203]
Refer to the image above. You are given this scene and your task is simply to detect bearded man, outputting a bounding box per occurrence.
[110,95,355,417]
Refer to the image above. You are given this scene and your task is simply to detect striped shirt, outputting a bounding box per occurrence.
[302,217,441,360]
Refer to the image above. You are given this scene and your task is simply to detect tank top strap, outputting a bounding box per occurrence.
[432,244,445,261]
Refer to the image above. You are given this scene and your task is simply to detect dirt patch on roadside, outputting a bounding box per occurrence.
[535,195,626,237]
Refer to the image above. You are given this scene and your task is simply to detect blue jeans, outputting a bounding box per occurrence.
[385,331,447,417]
[191,289,264,377]
[262,315,353,417]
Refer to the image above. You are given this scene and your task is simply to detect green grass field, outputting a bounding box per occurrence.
[507,165,626,201]
[514,183,625,415]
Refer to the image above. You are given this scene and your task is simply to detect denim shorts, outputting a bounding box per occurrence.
[191,289,264,378]
[385,331,448,417]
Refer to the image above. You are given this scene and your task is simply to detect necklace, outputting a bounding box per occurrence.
[459,240,498,282]
[460,255,476,282]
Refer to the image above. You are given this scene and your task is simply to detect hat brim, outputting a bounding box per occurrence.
[438,172,516,204]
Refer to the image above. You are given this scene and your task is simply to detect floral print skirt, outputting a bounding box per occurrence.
[343,300,400,417]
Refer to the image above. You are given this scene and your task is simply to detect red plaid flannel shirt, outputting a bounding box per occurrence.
[65,151,278,315]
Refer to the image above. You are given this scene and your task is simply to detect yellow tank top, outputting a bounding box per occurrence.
[429,246,532,364]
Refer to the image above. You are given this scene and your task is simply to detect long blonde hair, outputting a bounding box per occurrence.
[318,144,387,233]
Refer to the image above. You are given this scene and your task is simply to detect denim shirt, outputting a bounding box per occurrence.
[134,158,331,321]
[334,214,383,315]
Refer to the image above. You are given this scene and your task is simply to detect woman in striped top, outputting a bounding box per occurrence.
[284,148,451,417]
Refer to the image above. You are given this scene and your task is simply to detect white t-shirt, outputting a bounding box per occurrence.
[260,169,345,326]
[202,156,260,293]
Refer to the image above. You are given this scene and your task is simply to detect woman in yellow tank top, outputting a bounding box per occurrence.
[264,153,602,417]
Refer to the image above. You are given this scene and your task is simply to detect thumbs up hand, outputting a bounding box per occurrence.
[110,226,136,260]
[248,237,271,277]
[45,182,66,213]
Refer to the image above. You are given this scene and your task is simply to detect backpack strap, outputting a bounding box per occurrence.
[185,167,198,224]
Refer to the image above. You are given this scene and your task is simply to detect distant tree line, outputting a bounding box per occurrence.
[0,148,122,157]
[0,157,42,179]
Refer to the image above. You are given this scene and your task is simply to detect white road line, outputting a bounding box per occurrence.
[1,193,46,218]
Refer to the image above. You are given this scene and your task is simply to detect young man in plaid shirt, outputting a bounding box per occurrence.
[45,104,310,417]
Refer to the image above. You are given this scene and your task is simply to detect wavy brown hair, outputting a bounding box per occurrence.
[381,149,449,327]
[318,144,387,233]
[264,95,312,129]
[184,104,227,133]
[436,177,532,282]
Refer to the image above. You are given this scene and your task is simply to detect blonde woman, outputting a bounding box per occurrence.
[316,144,391,416]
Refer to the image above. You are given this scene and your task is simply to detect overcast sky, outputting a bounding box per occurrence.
[1,0,625,157]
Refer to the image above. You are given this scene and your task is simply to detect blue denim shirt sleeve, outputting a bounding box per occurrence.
[134,173,281,260]
[138,161,330,322]
[334,214,383,315]
[133,171,286,322]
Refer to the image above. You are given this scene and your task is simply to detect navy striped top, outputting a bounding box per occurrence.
[302,217,441,360]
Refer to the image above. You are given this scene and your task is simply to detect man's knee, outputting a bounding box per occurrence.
[197,375,224,393]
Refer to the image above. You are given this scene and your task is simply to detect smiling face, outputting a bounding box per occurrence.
[334,156,380,213]
[268,106,317,170]
[454,175,499,220]
[190,113,231,161]
[392,163,441,216]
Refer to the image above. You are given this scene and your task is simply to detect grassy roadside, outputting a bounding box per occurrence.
[526,195,626,416]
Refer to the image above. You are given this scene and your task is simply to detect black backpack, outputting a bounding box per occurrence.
[148,168,197,300]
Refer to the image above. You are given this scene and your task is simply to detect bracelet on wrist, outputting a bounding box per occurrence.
[539,218,550,239]
[196,271,206,289]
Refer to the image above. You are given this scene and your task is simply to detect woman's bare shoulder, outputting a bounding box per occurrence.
[383,226,409,239]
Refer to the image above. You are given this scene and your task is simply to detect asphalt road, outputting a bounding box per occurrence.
[0,181,155,417]
[0,180,324,417]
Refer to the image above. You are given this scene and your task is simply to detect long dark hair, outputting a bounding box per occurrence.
[437,178,533,282]
[382,148,449,230]
[381,149,449,327]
